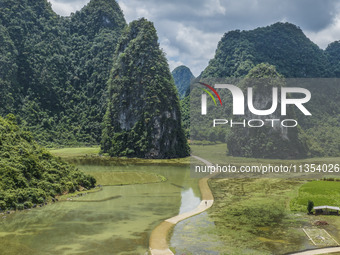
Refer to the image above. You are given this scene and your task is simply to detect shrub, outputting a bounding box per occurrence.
[307,200,314,214]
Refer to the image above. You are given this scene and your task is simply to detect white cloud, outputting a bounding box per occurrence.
[202,0,226,16]
[48,0,90,16]
[160,37,180,57]
[172,24,222,75]
[168,60,185,72]
[305,15,340,49]
[48,0,340,75]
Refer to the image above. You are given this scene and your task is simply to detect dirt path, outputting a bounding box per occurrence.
[149,156,214,255]
[289,247,340,254]
[149,156,340,255]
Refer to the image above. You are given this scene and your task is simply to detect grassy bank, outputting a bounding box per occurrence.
[49,146,100,158]
[191,143,339,166]
[291,181,340,212]
[208,178,307,254]
[49,146,190,165]
[90,171,166,186]
[195,143,340,254]
[49,147,173,187]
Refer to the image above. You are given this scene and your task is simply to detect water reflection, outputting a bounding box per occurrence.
[170,212,224,255]
[0,160,200,255]
[178,188,200,215]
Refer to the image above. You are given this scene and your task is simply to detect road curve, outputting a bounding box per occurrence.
[149,156,214,255]
[288,247,340,255]
[149,156,340,255]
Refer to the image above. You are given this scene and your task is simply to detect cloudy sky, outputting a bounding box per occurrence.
[49,0,340,76]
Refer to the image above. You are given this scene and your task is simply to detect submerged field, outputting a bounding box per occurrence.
[0,156,199,255]
[1,146,339,254]
[208,178,308,254]
[191,144,340,254]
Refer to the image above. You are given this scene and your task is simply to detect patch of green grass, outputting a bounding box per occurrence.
[191,144,340,165]
[291,181,340,212]
[90,171,166,186]
[57,186,102,201]
[49,146,190,165]
[208,178,307,254]
[49,146,100,158]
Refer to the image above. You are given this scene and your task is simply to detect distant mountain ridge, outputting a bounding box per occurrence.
[172,65,195,98]
[194,22,340,157]
[201,22,332,78]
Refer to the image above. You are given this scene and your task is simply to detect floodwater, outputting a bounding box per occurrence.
[0,160,208,255]
[0,159,315,254]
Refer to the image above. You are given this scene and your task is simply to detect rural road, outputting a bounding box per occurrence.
[289,247,340,255]
[149,155,214,255]
[149,156,340,255]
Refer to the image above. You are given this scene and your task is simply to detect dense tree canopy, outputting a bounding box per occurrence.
[0,115,96,210]
[226,64,311,159]
[0,0,126,146]
[188,22,340,157]
[201,22,331,79]
[101,18,189,159]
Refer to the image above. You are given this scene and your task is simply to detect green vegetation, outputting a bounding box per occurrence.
[291,181,340,212]
[226,63,310,159]
[201,22,330,79]
[208,178,306,254]
[191,144,339,166]
[49,147,100,159]
[172,65,195,98]
[91,171,166,186]
[325,41,340,76]
[307,200,314,214]
[180,95,190,138]
[0,115,96,210]
[49,147,190,166]
[0,0,126,147]
[101,18,189,159]
[189,22,340,157]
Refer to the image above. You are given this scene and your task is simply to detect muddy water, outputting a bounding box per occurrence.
[0,161,204,255]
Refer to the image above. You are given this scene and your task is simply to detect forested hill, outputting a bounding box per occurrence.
[101,19,189,159]
[201,22,332,78]
[172,65,195,98]
[0,0,126,146]
[196,22,340,157]
[0,115,96,210]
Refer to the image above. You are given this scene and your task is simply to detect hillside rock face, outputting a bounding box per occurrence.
[226,64,309,159]
[101,18,189,159]
[172,65,195,98]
